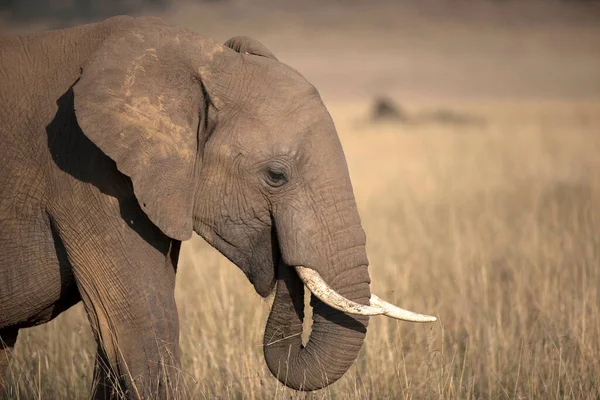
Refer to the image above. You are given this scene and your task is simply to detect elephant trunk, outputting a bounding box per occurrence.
[263,264,370,391]
[263,187,371,391]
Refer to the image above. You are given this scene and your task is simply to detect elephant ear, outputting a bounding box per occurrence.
[224,36,278,60]
[74,26,217,241]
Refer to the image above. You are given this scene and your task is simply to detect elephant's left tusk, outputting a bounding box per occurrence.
[294,266,437,322]
[294,266,387,316]
[369,294,437,322]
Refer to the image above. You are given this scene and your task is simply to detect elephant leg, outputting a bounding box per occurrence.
[0,328,18,393]
[53,213,182,399]
[76,247,181,400]
[90,343,123,400]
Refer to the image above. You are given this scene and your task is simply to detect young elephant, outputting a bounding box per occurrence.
[0,16,435,397]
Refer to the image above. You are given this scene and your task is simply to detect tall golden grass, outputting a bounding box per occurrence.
[3,100,600,399]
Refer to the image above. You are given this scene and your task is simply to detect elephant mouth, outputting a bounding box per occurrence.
[204,227,436,322]
[251,273,277,298]
[250,232,280,297]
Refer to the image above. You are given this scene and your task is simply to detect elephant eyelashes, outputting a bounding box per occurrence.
[265,168,288,188]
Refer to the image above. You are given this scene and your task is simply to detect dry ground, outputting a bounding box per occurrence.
[2,1,600,399]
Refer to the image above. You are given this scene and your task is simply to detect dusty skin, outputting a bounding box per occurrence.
[1,1,600,399]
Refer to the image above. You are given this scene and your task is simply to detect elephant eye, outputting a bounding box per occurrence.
[265,168,288,188]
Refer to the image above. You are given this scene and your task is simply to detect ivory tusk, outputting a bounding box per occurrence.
[370,294,437,322]
[294,266,386,316]
[294,266,437,322]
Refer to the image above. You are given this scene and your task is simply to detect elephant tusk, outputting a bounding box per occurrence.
[294,266,437,322]
[294,266,387,316]
[370,294,437,322]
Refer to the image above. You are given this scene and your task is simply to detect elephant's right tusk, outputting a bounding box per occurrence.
[294,266,387,316]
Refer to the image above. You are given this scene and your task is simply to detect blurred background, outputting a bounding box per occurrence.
[2,1,600,399]
[2,0,600,102]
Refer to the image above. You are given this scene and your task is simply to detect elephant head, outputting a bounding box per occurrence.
[73,23,435,391]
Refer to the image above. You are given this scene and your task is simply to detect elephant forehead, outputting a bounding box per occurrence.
[243,96,328,136]
[227,118,310,157]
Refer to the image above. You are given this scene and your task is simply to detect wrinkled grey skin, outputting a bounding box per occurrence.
[0,16,371,397]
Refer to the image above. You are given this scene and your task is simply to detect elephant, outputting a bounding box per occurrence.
[0,16,436,398]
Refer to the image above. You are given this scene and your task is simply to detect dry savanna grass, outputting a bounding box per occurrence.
[3,99,599,399]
